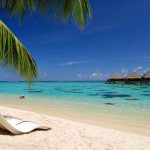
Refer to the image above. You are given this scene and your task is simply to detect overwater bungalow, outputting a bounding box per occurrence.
[126,72,141,82]
[107,71,150,84]
[141,71,150,83]
[107,74,125,83]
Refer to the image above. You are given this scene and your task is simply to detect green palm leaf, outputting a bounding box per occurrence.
[0,0,91,82]
[0,20,37,82]
[1,0,92,29]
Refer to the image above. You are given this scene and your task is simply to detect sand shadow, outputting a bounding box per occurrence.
[0,127,51,136]
[0,128,13,135]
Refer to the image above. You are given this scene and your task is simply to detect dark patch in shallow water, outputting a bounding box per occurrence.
[70,91,84,94]
[102,96,114,99]
[95,89,106,92]
[103,102,115,105]
[141,87,149,89]
[142,94,150,96]
[27,90,43,93]
[54,88,65,92]
[24,88,37,91]
[102,94,131,99]
[88,93,100,96]
[125,98,138,101]
[72,89,82,91]
[143,90,150,93]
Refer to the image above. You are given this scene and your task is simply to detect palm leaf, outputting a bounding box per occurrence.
[0,20,38,82]
[0,0,92,29]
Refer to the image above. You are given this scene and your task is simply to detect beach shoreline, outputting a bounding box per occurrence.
[0,105,150,150]
[0,94,149,137]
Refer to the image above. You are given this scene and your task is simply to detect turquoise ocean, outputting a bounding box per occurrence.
[0,81,150,135]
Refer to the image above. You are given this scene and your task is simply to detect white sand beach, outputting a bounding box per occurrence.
[1,0,150,149]
[0,105,149,150]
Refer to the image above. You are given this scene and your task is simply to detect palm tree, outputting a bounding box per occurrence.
[0,0,91,81]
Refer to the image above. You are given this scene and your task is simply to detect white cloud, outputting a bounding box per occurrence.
[91,73,98,77]
[121,68,128,74]
[76,71,103,80]
[60,61,87,66]
[134,66,143,72]
[89,72,102,79]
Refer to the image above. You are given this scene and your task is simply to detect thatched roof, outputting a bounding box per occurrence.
[142,71,150,78]
[108,74,124,80]
[126,72,141,79]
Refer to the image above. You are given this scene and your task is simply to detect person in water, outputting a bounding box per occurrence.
[19,96,25,99]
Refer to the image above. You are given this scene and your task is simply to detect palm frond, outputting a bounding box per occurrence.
[0,0,92,29]
[0,20,38,82]
[1,0,35,20]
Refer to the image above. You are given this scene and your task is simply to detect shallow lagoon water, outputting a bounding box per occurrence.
[0,81,150,135]
[0,81,150,114]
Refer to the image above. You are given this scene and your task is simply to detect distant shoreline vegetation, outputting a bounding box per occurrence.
[107,71,150,84]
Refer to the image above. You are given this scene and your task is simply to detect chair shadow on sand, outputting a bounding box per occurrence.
[0,128,13,135]
[0,127,51,136]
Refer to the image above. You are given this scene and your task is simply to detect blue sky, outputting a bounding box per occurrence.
[1,0,150,81]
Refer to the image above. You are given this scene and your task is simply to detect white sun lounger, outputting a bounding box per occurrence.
[0,114,50,135]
